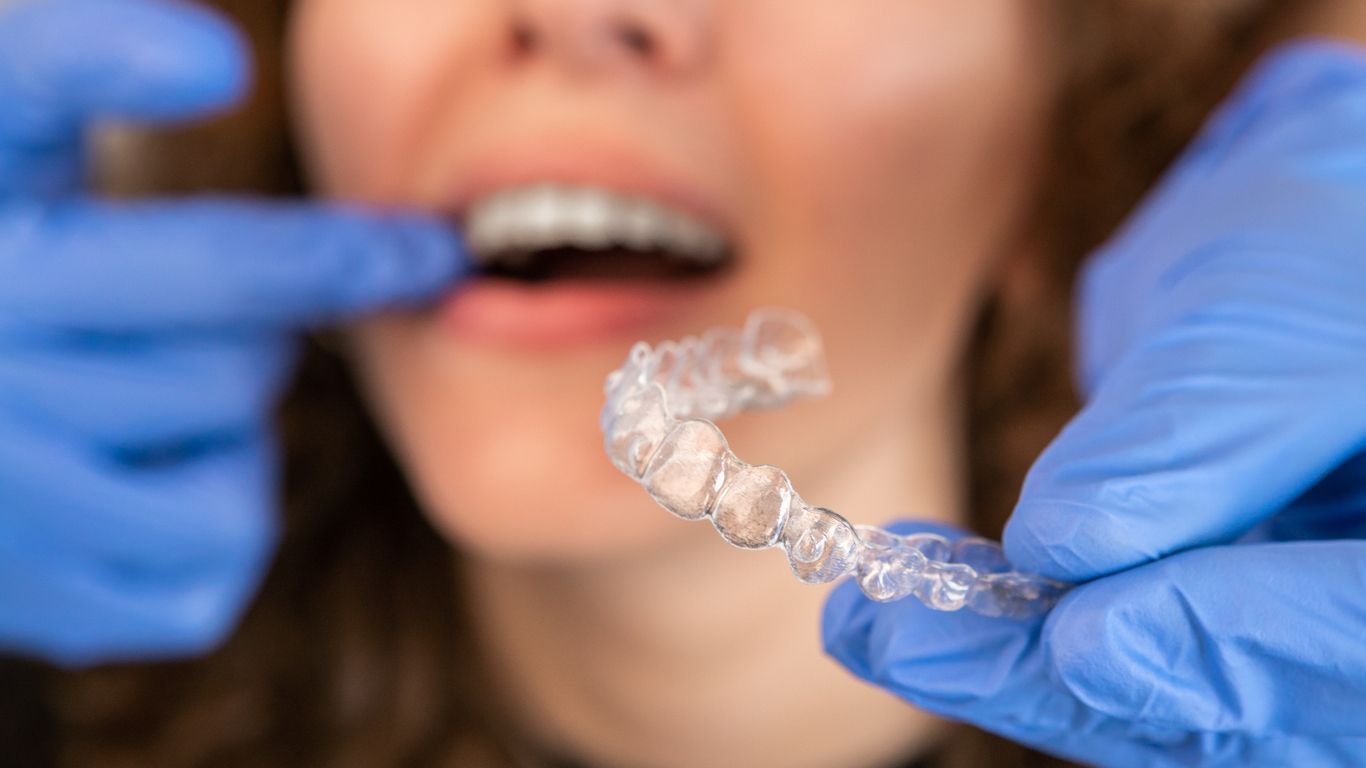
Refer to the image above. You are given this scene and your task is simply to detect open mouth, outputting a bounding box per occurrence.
[464,184,736,283]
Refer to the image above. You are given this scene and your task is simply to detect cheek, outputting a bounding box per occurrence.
[730,0,1046,240]
[723,0,1050,399]
[288,0,490,200]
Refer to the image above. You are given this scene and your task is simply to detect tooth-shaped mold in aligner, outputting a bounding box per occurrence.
[601,308,1069,616]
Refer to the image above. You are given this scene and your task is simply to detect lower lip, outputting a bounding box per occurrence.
[442,277,715,348]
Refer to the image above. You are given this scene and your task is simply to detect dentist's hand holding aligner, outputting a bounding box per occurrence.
[0,0,469,666]
[823,42,1366,766]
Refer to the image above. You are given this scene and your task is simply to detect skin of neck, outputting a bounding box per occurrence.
[461,374,967,768]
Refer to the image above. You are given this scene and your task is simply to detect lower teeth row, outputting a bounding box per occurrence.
[600,309,1068,618]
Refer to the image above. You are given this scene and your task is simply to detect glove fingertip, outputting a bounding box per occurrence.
[1003,499,1135,583]
[109,0,253,120]
[1042,574,1183,726]
[3,0,253,124]
[163,4,254,116]
[1040,587,1130,708]
[394,215,477,289]
[326,214,471,313]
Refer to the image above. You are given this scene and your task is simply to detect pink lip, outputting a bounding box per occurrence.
[443,278,715,349]
[441,142,731,350]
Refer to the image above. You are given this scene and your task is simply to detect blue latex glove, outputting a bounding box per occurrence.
[0,0,468,666]
[824,41,1366,767]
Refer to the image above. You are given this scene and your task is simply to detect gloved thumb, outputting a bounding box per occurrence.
[1043,539,1366,737]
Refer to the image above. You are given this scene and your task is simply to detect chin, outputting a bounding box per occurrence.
[397,413,688,564]
[422,484,684,564]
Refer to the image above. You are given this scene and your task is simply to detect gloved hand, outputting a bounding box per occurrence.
[824,41,1366,767]
[0,0,468,666]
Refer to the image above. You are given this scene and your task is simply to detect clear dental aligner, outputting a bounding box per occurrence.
[600,309,1070,618]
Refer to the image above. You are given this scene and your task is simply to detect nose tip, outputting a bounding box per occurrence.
[507,0,708,77]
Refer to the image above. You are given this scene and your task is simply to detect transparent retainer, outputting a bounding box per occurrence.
[600,308,1069,618]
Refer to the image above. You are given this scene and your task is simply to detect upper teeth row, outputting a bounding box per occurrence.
[464,184,729,265]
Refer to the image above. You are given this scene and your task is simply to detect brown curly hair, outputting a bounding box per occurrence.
[2,1,1306,766]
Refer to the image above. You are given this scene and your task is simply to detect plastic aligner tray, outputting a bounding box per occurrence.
[600,309,1069,617]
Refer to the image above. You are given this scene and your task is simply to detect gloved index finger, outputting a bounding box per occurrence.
[0,199,471,331]
[0,0,248,197]
[1004,44,1366,583]
[1004,242,1366,582]
[1074,41,1366,395]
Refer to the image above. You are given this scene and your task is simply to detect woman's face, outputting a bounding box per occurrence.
[290,0,1053,561]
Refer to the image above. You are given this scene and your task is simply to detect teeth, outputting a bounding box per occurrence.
[465,184,729,266]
